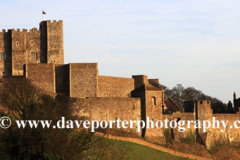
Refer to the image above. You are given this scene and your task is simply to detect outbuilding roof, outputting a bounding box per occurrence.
[164,98,180,112]
[132,84,163,92]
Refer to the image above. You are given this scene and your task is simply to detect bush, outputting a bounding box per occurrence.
[73,98,77,102]
[184,130,195,144]
[0,78,96,159]
[163,128,170,138]
[0,78,130,160]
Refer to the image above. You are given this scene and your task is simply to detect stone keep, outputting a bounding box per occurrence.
[0,20,64,77]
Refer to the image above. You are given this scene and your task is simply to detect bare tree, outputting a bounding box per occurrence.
[160,83,223,111]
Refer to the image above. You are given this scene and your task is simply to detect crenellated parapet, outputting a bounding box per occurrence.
[0,20,62,36]
[29,28,40,34]
[10,28,40,35]
[0,29,11,35]
[47,20,63,25]
[12,28,27,34]
[0,20,64,77]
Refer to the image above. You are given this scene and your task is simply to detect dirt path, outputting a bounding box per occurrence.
[104,134,212,160]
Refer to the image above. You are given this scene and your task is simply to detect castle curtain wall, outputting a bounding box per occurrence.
[55,64,69,96]
[98,76,134,98]
[69,63,98,98]
[72,97,141,136]
[167,112,196,142]
[211,114,240,145]
[25,63,55,93]
[169,100,240,149]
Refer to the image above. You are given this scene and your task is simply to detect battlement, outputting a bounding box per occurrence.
[46,20,63,25]
[0,29,11,35]
[0,28,41,36]
[183,100,211,112]
[29,28,39,33]
[12,28,28,33]
[198,100,210,105]
[11,28,40,34]
[0,20,64,77]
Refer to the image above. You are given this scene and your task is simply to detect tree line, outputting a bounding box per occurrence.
[159,84,231,113]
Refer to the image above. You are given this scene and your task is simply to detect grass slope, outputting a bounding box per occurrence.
[105,138,192,160]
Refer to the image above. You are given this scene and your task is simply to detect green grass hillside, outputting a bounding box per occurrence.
[87,138,192,160]
[112,139,192,160]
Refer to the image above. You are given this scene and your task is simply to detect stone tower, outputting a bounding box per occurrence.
[0,20,64,77]
[39,20,64,64]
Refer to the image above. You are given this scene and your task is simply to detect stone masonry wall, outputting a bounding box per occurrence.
[132,75,148,89]
[144,90,165,143]
[170,112,196,142]
[98,76,134,98]
[69,63,98,98]
[25,63,55,93]
[55,64,69,96]
[148,79,159,87]
[196,100,212,148]
[211,113,240,145]
[46,20,64,64]
[72,97,141,136]
[11,28,41,76]
[0,30,12,77]
[0,20,64,77]
[164,101,240,148]
[26,29,41,64]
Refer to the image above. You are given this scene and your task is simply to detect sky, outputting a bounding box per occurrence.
[1,0,240,103]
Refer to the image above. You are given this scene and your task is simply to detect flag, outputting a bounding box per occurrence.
[42,10,46,14]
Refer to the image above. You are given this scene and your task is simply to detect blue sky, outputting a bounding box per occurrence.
[1,0,240,103]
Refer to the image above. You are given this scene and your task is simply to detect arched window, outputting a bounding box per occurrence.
[151,97,156,105]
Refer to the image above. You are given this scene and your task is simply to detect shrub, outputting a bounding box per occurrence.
[184,130,195,144]
[0,78,96,159]
[0,78,129,160]
[163,128,170,138]
[73,98,77,102]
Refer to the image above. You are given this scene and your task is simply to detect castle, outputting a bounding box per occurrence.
[0,20,63,76]
[1,20,240,149]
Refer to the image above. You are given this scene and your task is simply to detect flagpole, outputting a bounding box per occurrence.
[42,9,43,21]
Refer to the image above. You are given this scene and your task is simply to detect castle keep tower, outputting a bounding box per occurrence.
[40,20,64,64]
[0,29,12,76]
[0,20,64,77]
